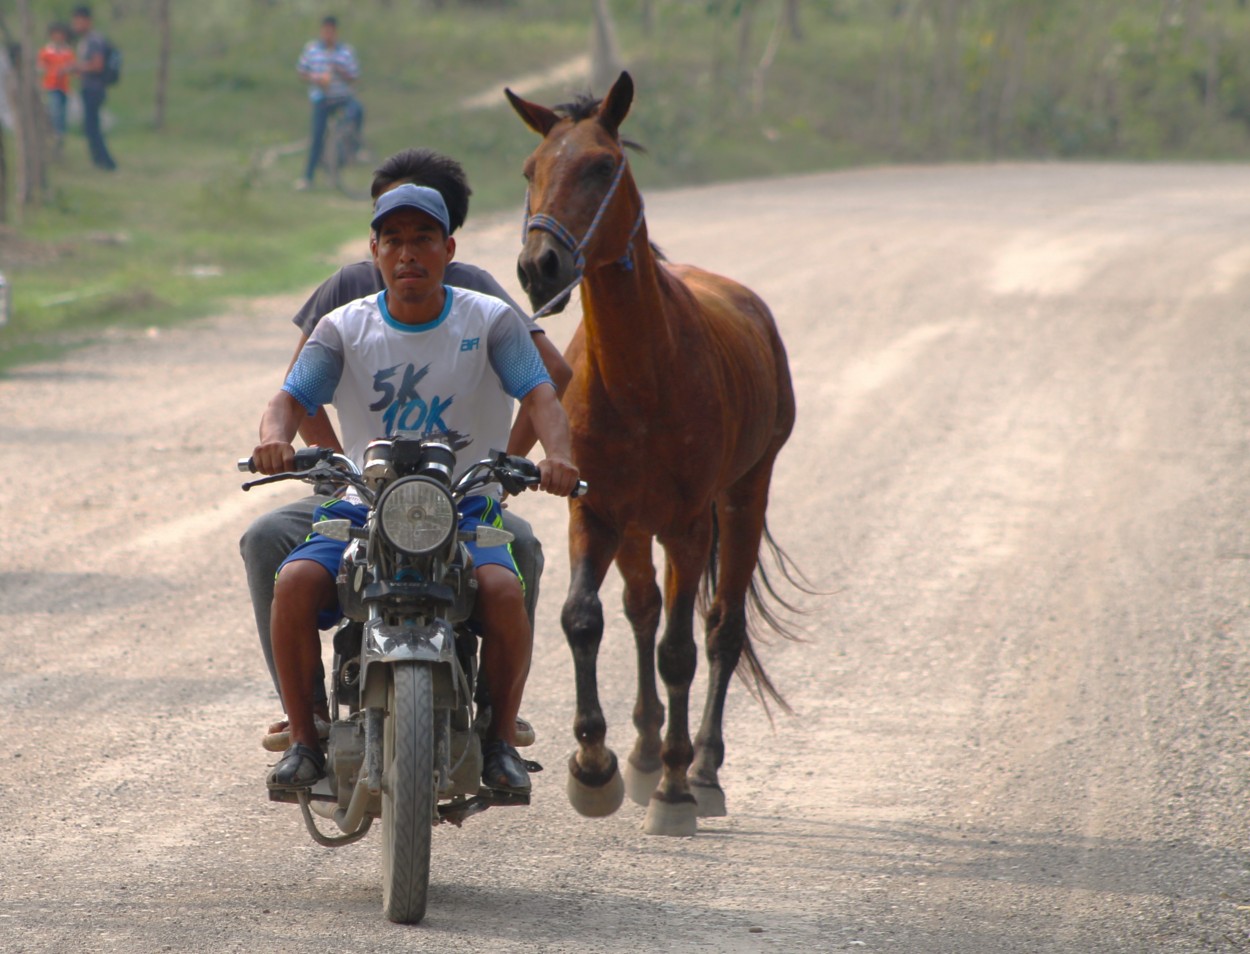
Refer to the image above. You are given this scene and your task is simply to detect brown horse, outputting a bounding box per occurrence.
[507,72,799,836]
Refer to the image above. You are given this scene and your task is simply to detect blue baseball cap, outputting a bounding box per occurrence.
[370,183,451,234]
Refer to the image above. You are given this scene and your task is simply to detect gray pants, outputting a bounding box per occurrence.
[238,495,544,708]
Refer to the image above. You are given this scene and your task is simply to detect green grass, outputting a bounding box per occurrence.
[0,1,590,372]
[6,0,1250,374]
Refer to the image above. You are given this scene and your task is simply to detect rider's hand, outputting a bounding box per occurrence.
[252,440,296,476]
[536,455,580,497]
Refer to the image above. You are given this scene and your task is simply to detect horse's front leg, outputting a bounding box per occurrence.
[616,529,665,807]
[645,519,713,836]
[562,504,624,817]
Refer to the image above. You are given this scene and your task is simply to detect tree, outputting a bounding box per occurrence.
[784,0,802,41]
[154,0,171,129]
[0,0,47,217]
[592,0,623,95]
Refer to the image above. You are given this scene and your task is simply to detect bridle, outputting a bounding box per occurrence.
[521,155,646,319]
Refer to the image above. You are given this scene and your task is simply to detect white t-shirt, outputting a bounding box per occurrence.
[283,285,552,487]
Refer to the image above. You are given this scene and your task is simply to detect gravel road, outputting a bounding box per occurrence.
[2,163,1249,953]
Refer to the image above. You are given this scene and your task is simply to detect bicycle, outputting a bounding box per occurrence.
[321,99,372,199]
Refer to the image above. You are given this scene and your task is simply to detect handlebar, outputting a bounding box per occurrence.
[473,452,588,499]
[237,446,345,474]
[238,446,585,498]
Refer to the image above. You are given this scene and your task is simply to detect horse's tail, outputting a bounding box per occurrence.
[700,506,818,717]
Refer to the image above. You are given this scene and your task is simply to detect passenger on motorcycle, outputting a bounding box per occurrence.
[251,185,580,795]
[238,149,571,754]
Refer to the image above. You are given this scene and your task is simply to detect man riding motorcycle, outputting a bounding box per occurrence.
[250,184,579,794]
[239,149,571,753]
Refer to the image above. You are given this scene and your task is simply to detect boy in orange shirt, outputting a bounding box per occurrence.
[38,22,75,153]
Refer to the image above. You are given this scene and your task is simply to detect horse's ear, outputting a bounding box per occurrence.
[598,71,633,138]
[506,88,560,137]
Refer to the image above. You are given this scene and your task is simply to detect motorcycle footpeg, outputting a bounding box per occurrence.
[268,787,335,805]
[481,788,531,808]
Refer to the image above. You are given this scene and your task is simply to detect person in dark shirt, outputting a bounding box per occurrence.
[70,5,115,171]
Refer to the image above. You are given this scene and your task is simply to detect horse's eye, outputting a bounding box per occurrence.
[587,159,615,181]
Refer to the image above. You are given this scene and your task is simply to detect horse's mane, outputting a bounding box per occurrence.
[554,93,648,155]
[554,94,601,123]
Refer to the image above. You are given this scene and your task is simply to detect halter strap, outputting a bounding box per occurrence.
[522,156,646,319]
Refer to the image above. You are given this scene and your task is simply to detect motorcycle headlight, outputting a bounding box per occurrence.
[377,476,456,555]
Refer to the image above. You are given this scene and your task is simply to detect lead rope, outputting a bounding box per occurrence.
[522,157,646,319]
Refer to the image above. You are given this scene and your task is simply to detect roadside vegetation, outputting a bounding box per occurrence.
[4,0,1250,372]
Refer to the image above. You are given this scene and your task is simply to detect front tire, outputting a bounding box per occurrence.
[323,119,370,200]
[381,663,435,924]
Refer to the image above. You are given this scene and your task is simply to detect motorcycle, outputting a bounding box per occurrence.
[238,438,583,924]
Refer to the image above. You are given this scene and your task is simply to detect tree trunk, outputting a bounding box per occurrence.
[751,2,784,116]
[784,0,802,41]
[0,76,8,224]
[929,0,964,154]
[1204,25,1219,117]
[15,0,46,213]
[737,0,759,76]
[154,0,171,129]
[591,0,623,96]
[641,0,655,36]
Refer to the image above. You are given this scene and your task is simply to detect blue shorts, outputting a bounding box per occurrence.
[278,495,521,630]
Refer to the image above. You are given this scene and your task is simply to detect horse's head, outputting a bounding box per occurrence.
[506,71,643,315]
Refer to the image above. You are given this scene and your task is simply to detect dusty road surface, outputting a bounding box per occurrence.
[3,163,1249,953]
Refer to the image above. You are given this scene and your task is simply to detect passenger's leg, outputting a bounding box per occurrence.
[239,495,331,705]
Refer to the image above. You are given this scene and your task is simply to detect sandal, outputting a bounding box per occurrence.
[266,742,326,791]
[514,716,536,748]
[473,710,538,748]
[261,715,331,752]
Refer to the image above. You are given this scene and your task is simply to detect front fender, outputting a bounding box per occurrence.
[359,617,459,711]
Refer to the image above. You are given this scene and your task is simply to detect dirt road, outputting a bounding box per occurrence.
[2,164,1249,952]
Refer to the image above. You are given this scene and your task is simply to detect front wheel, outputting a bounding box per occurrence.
[381,663,435,924]
[323,117,370,200]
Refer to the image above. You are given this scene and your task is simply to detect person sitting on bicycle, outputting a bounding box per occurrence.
[295,14,363,191]
[251,185,580,796]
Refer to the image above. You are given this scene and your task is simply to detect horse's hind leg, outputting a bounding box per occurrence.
[563,507,625,818]
[644,518,713,836]
[616,531,665,807]
[689,464,775,817]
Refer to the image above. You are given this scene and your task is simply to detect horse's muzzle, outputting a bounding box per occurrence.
[517,235,577,314]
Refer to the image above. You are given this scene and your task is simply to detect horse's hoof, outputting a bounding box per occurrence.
[643,794,699,837]
[623,758,662,807]
[566,752,625,818]
[689,778,727,818]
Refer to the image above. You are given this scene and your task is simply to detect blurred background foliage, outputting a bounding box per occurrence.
[2,0,1250,367]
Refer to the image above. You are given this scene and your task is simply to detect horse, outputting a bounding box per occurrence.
[507,71,801,836]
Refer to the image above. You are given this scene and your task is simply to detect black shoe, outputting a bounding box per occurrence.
[266,742,326,791]
[481,739,531,794]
